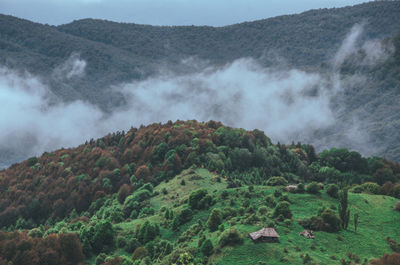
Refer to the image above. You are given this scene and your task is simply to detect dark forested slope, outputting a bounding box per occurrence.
[1,1,400,108]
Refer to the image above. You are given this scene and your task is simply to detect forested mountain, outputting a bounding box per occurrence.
[1,2,400,165]
[0,120,399,264]
[0,1,399,108]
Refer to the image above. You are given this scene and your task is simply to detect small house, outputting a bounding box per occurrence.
[299,230,314,239]
[249,227,280,242]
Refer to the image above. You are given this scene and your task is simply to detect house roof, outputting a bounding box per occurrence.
[249,227,280,240]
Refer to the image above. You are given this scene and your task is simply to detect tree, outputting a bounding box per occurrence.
[326,184,339,198]
[117,184,131,204]
[188,189,208,209]
[338,189,350,230]
[273,201,292,219]
[306,182,320,194]
[91,220,115,253]
[354,213,359,232]
[218,229,243,247]
[200,239,214,256]
[136,221,160,244]
[59,233,84,264]
[207,208,222,232]
[320,209,341,232]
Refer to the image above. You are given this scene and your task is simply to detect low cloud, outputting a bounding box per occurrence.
[53,53,87,80]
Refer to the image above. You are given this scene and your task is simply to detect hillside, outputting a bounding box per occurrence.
[1,2,400,165]
[0,120,399,264]
[0,1,400,108]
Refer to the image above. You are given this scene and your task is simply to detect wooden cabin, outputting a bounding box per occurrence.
[249,227,280,242]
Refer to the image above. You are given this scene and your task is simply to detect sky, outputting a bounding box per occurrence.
[0,0,370,26]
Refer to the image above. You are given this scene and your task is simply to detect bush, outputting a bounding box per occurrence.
[266,176,288,186]
[265,195,277,208]
[258,206,268,215]
[362,182,381,194]
[207,208,222,232]
[306,182,320,194]
[320,209,341,232]
[370,253,400,265]
[393,202,400,212]
[326,184,339,198]
[297,183,305,193]
[273,201,292,219]
[298,216,325,231]
[132,247,148,261]
[219,228,243,247]
[350,185,363,193]
[188,189,211,210]
[136,221,160,244]
[274,189,282,198]
[200,239,214,256]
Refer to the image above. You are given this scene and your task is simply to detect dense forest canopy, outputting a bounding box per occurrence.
[0,120,399,264]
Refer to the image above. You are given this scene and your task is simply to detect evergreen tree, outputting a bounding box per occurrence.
[207,208,222,232]
[354,213,359,232]
[338,189,350,230]
[201,239,214,256]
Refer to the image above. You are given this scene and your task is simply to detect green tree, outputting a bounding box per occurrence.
[306,182,320,194]
[188,189,208,209]
[320,208,341,232]
[338,189,350,230]
[207,208,222,232]
[273,201,292,219]
[92,220,115,253]
[200,239,214,256]
[136,220,160,244]
[354,213,359,232]
[326,184,339,198]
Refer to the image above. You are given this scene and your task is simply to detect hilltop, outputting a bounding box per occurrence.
[0,120,399,264]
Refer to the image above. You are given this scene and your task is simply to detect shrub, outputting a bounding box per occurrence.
[393,202,400,212]
[306,182,320,194]
[370,253,400,265]
[200,239,214,256]
[265,195,277,208]
[96,253,107,265]
[320,208,341,232]
[188,189,211,210]
[118,184,131,204]
[207,208,222,232]
[274,189,282,198]
[298,216,326,231]
[362,182,381,194]
[273,201,292,219]
[386,237,400,252]
[258,206,268,215]
[132,247,148,261]
[326,184,339,198]
[266,176,288,186]
[136,221,160,244]
[297,183,305,193]
[219,228,243,247]
[350,185,363,193]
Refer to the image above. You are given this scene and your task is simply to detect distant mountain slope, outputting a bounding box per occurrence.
[1,1,400,163]
[57,1,400,68]
[0,1,399,108]
[0,15,154,108]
